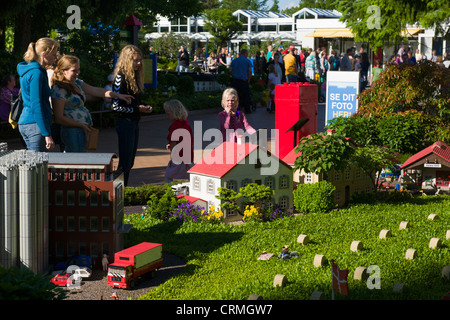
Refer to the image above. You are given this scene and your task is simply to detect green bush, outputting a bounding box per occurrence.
[176,75,195,96]
[0,266,66,300]
[145,188,185,220]
[293,181,336,213]
[124,184,175,206]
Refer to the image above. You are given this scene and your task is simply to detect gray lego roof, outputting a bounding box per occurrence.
[47,152,117,165]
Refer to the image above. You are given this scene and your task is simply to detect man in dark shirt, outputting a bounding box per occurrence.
[177,46,190,72]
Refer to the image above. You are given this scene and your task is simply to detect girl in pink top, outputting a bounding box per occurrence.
[219,88,256,142]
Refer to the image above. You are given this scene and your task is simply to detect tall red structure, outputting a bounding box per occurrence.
[274,82,318,159]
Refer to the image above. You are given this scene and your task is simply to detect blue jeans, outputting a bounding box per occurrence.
[60,126,86,152]
[116,117,139,186]
[286,74,297,83]
[19,123,46,152]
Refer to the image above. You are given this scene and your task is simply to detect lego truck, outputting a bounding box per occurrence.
[107,242,163,289]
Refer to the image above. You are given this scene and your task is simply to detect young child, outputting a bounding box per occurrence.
[219,88,256,142]
[164,99,194,183]
[266,64,280,113]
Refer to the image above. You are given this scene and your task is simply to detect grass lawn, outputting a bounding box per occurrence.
[123,195,450,300]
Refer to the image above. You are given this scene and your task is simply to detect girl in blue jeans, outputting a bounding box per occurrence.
[112,45,153,186]
[17,37,59,151]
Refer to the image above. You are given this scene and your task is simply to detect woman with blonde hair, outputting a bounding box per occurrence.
[51,55,133,152]
[112,44,153,186]
[17,37,59,151]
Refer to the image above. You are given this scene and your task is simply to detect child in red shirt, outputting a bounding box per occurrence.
[164,99,194,183]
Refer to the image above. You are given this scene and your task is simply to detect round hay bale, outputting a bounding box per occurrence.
[313,254,327,267]
[427,214,439,221]
[399,221,409,230]
[248,294,263,300]
[446,230,450,241]
[442,266,450,280]
[379,229,392,239]
[354,266,368,281]
[429,237,441,249]
[310,291,325,300]
[297,234,310,245]
[273,274,287,287]
[405,248,417,260]
[350,240,363,252]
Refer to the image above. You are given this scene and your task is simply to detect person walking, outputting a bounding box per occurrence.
[16,37,59,151]
[229,49,253,114]
[340,49,353,71]
[112,45,153,186]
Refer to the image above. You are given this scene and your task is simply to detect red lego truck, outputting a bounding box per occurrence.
[107,242,163,289]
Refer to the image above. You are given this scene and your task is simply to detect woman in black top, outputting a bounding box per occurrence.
[112,45,153,186]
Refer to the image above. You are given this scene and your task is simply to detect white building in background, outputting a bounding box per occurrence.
[147,8,446,62]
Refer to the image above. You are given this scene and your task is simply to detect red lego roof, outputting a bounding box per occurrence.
[189,142,258,178]
[283,147,301,166]
[176,194,206,204]
[401,141,450,169]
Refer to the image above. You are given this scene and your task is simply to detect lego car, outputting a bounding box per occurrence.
[50,273,72,286]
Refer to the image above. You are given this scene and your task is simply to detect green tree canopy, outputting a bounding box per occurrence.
[203,8,244,48]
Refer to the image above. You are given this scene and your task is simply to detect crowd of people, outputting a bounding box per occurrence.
[1,38,449,186]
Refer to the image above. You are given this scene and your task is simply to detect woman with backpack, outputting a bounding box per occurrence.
[328,50,340,71]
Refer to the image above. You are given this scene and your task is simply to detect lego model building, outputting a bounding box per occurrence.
[46,152,130,270]
[0,150,49,274]
[184,139,293,220]
[400,141,450,191]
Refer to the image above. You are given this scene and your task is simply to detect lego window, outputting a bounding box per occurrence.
[67,216,75,231]
[69,169,74,181]
[86,169,92,181]
[90,243,98,258]
[102,191,110,206]
[241,178,252,188]
[79,190,87,206]
[279,175,289,189]
[55,216,64,232]
[207,180,215,194]
[102,217,110,232]
[90,191,98,206]
[79,217,87,232]
[279,196,289,210]
[95,170,101,181]
[225,180,237,192]
[334,171,341,181]
[79,242,87,256]
[67,190,75,206]
[345,171,351,180]
[306,172,312,183]
[193,176,201,191]
[68,242,76,257]
[356,169,361,179]
[265,177,275,189]
[90,217,98,232]
[335,191,341,201]
[55,190,63,206]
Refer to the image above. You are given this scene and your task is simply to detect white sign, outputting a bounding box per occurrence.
[424,163,441,168]
[325,71,360,126]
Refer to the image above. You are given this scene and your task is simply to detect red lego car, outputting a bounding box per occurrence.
[50,273,73,286]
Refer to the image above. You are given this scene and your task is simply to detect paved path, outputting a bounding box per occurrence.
[4,104,325,187]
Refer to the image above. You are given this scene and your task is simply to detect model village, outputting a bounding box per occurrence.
[1,7,450,304]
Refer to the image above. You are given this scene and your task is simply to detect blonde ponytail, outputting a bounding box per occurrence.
[23,37,60,63]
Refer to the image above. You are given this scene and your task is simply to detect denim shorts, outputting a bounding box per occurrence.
[18,123,46,152]
[60,126,86,152]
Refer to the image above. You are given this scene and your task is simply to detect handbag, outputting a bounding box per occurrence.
[86,127,99,150]
[9,89,23,129]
